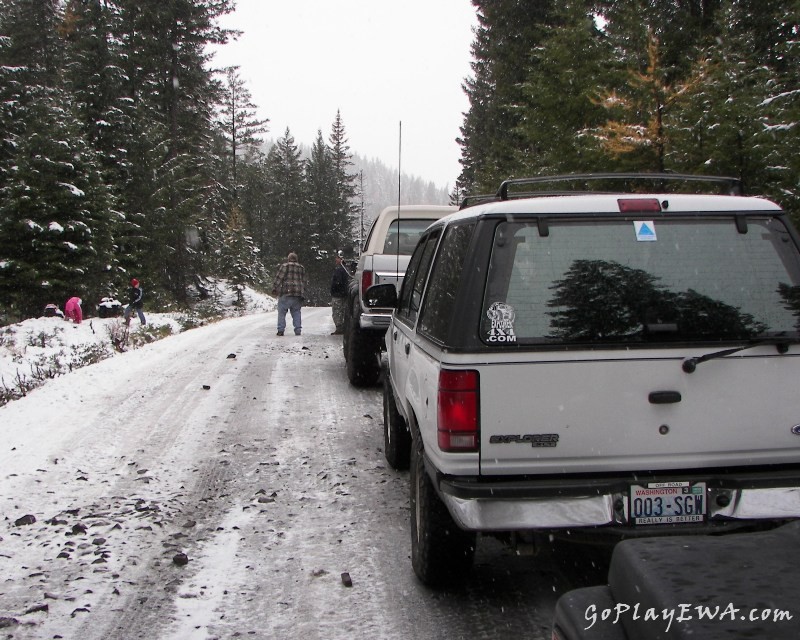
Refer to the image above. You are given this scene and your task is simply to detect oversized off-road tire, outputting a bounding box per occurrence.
[383,373,411,470]
[345,305,381,387]
[410,438,476,586]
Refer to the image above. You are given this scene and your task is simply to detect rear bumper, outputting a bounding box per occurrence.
[433,464,800,532]
[359,310,392,330]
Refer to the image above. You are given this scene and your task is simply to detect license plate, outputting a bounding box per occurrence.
[629,482,707,525]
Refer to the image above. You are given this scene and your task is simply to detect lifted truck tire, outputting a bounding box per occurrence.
[383,373,411,470]
[345,305,381,387]
[410,438,476,586]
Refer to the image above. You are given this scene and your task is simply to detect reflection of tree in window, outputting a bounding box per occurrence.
[547,259,765,341]
[674,289,766,339]
[778,283,800,332]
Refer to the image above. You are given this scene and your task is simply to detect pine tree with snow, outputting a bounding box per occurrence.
[457,0,557,194]
[327,111,360,247]
[262,128,307,269]
[0,0,116,318]
[215,65,269,203]
[112,0,235,303]
[514,0,611,177]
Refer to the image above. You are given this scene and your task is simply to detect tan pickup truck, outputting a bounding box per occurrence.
[342,204,455,386]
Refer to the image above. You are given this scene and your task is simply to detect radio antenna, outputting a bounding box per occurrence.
[396,121,402,276]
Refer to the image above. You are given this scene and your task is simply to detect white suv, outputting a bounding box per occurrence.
[371,174,800,586]
[342,204,456,386]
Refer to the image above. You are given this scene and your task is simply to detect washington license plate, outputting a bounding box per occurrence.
[629,482,706,525]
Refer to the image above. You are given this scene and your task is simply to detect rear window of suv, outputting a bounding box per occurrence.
[480,216,800,345]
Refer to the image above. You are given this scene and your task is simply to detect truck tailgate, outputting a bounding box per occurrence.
[478,351,800,475]
[370,254,411,289]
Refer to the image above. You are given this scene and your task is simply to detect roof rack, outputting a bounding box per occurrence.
[459,193,497,210]
[495,173,743,201]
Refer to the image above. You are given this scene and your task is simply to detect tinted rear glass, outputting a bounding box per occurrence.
[382,219,437,255]
[481,217,800,345]
[419,222,475,341]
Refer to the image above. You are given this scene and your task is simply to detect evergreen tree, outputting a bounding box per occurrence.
[237,150,271,259]
[304,128,346,303]
[668,3,766,181]
[0,0,63,86]
[0,0,116,318]
[449,182,466,207]
[0,0,63,193]
[328,110,360,246]
[215,204,265,305]
[215,65,268,202]
[61,0,129,172]
[738,0,800,212]
[61,0,135,291]
[0,84,117,317]
[457,0,557,194]
[515,0,612,176]
[592,29,695,172]
[114,0,234,302]
[667,0,795,206]
[263,128,307,268]
[600,0,722,79]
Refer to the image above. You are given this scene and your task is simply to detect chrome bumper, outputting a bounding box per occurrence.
[359,311,392,330]
[437,474,800,532]
[442,491,619,530]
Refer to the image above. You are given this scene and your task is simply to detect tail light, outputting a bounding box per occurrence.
[361,269,373,300]
[437,369,479,452]
[617,198,661,213]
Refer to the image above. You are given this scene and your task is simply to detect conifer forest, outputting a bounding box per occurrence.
[1,0,798,320]
[456,0,799,211]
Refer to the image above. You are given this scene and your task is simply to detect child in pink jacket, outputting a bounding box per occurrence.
[64,297,83,324]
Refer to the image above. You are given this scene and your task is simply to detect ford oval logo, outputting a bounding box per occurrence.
[792,425,800,436]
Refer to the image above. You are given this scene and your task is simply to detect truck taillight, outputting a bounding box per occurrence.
[361,270,373,298]
[437,369,479,452]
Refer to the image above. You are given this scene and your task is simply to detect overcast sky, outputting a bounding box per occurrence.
[210,0,478,189]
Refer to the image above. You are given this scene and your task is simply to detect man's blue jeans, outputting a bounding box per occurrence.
[277,295,302,334]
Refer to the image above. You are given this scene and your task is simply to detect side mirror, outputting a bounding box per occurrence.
[365,283,398,308]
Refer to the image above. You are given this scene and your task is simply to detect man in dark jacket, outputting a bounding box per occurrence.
[330,252,351,335]
[124,278,146,326]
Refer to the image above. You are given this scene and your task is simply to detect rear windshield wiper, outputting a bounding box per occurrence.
[682,337,798,373]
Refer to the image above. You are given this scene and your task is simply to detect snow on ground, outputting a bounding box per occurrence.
[0,293,598,639]
[0,285,276,406]
[0,305,456,640]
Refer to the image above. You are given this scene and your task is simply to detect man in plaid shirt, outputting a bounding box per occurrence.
[272,252,306,336]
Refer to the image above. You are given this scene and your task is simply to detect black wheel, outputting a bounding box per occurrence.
[410,438,476,586]
[383,373,411,470]
[345,305,381,387]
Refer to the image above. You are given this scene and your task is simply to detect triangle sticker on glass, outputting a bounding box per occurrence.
[634,221,657,242]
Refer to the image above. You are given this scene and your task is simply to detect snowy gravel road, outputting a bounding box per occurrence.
[0,307,605,639]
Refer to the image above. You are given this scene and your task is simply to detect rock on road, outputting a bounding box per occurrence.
[0,308,603,639]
